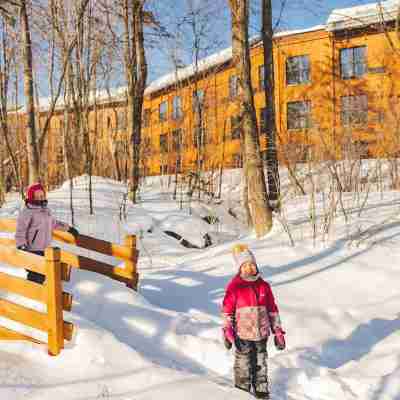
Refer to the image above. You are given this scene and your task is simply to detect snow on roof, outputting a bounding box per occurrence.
[274,24,326,38]
[326,0,400,31]
[144,47,233,96]
[17,86,129,114]
[145,26,326,96]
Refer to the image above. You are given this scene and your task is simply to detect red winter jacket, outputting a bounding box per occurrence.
[222,274,281,342]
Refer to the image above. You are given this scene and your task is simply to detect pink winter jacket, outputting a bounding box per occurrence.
[15,205,69,252]
[222,274,281,342]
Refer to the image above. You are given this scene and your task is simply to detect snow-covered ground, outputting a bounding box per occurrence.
[0,173,399,400]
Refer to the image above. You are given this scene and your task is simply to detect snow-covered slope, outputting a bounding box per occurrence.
[0,174,399,399]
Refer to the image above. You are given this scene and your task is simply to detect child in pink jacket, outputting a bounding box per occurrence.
[222,244,286,399]
[15,183,79,284]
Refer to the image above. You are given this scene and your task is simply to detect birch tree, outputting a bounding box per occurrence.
[228,0,272,237]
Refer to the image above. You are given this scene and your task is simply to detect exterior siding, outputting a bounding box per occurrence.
[11,24,400,188]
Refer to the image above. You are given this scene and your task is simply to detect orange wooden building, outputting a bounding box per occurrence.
[11,1,400,187]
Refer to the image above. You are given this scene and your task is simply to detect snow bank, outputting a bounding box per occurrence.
[0,171,400,399]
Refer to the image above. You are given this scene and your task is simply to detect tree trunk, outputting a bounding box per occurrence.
[397,4,400,40]
[262,0,280,208]
[0,137,5,205]
[229,0,272,237]
[20,0,40,184]
[123,0,147,203]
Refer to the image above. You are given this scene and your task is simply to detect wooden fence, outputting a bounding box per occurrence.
[0,245,73,356]
[0,218,139,355]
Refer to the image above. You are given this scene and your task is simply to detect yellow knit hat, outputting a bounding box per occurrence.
[232,244,256,269]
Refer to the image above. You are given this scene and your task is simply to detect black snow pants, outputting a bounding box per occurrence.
[234,338,269,397]
[25,250,45,284]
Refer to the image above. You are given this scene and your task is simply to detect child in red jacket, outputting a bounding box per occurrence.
[222,244,285,399]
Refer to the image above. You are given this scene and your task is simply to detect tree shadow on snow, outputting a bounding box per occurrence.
[300,315,400,370]
[260,225,400,288]
[68,270,223,377]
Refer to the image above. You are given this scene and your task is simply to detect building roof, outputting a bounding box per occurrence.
[145,25,326,96]
[326,0,399,31]
[16,1,400,113]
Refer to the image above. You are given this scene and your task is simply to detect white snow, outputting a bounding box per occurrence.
[327,0,400,31]
[0,169,399,399]
[274,25,326,38]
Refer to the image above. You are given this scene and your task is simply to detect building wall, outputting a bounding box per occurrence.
[14,24,400,188]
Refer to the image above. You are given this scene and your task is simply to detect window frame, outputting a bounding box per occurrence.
[192,89,205,112]
[229,75,239,99]
[172,128,182,151]
[287,100,312,130]
[116,109,127,131]
[286,55,310,86]
[159,133,168,153]
[159,101,168,122]
[194,125,206,148]
[340,46,367,80]
[231,115,241,139]
[341,94,368,126]
[258,65,266,91]
[172,95,183,120]
[143,109,151,128]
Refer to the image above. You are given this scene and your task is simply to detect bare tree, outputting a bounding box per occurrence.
[261,0,280,208]
[0,12,22,193]
[20,0,40,183]
[228,0,272,237]
[120,0,148,203]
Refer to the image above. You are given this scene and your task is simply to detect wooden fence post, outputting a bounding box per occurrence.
[46,247,64,356]
[124,235,138,290]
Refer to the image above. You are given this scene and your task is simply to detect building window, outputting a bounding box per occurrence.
[175,156,182,173]
[159,101,168,122]
[116,110,127,131]
[231,115,241,139]
[172,129,182,151]
[172,96,183,120]
[229,75,239,99]
[194,126,206,148]
[341,95,368,126]
[286,55,310,85]
[287,101,312,130]
[340,46,367,80]
[193,89,204,112]
[56,147,63,164]
[107,116,111,129]
[160,163,168,175]
[260,107,269,134]
[160,133,168,153]
[143,109,150,128]
[233,153,243,168]
[258,65,265,90]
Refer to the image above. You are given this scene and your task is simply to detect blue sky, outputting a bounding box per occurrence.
[147,0,379,83]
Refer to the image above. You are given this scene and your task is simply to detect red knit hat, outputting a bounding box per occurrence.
[26,183,45,202]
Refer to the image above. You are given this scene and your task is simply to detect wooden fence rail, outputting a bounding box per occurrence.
[0,245,73,356]
[0,218,139,289]
[0,218,139,355]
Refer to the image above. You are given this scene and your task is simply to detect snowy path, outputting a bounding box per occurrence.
[0,176,399,399]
